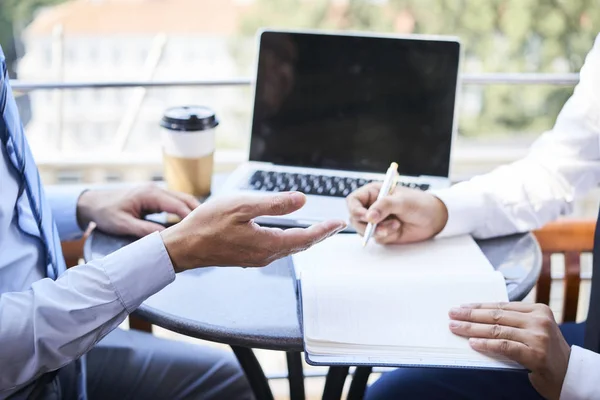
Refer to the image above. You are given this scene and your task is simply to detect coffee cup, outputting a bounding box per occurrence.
[160,106,218,198]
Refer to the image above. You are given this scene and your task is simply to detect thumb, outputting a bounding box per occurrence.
[122,218,166,237]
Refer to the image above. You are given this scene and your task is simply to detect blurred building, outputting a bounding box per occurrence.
[18,0,255,183]
[16,0,558,193]
[17,0,410,183]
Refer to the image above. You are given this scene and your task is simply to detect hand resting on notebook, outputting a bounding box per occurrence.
[346,182,448,244]
[347,183,573,398]
[449,302,571,400]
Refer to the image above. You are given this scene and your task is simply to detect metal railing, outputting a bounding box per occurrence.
[10,73,580,91]
[18,72,583,185]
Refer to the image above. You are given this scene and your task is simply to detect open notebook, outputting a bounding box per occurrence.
[292,234,524,370]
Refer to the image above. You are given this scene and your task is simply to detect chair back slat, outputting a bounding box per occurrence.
[534,220,595,252]
[563,251,582,322]
[533,220,595,323]
[535,253,552,306]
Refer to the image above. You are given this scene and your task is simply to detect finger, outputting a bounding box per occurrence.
[234,192,307,220]
[351,217,400,238]
[348,203,368,220]
[346,195,367,220]
[461,302,537,313]
[449,321,529,343]
[449,307,529,329]
[374,219,401,238]
[350,218,367,235]
[122,218,166,237]
[468,338,531,368]
[84,221,97,236]
[167,190,201,211]
[365,195,404,224]
[277,219,347,253]
[142,191,193,219]
[375,229,403,245]
[346,183,382,218]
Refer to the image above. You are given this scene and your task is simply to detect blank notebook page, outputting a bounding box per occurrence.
[293,234,494,278]
[294,234,521,369]
[302,269,506,345]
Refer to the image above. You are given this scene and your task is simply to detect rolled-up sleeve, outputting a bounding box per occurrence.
[45,185,87,241]
[0,232,175,395]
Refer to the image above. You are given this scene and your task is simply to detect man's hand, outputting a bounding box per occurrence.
[449,302,571,400]
[77,184,200,237]
[160,192,346,272]
[346,182,448,244]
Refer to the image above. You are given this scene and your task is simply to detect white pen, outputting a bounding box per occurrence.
[362,162,399,247]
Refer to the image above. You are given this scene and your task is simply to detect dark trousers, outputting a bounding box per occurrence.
[55,328,254,400]
[365,322,585,400]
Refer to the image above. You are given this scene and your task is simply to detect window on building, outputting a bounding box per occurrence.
[44,45,52,65]
[112,47,121,64]
[105,171,123,182]
[66,46,76,64]
[56,170,82,184]
[151,173,164,182]
[139,48,148,63]
[89,46,98,63]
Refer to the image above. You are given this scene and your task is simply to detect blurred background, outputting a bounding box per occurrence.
[2,1,598,398]
[2,0,598,189]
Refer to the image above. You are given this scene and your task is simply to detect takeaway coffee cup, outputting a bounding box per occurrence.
[160,106,219,198]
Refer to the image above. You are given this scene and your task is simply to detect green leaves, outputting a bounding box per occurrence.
[0,0,68,74]
[241,0,597,137]
[240,0,332,34]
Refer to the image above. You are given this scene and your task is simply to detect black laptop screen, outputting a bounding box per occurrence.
[249,31,460,177]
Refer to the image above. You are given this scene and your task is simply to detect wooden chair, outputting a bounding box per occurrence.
[533,219,596,323]
[61,224,153,333]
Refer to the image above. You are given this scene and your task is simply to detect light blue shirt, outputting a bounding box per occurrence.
[0,121,176,396]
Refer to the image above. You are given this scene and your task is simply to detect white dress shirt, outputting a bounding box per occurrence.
[434,34,600,399]
[0,141,175,396]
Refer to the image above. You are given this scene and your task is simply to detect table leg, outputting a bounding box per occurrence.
[322,366,349,400]
[231,346,274,400]
[286,352,306,400]
[347,367,372,400]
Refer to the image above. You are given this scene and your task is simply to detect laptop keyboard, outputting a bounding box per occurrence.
[245,170,430,198]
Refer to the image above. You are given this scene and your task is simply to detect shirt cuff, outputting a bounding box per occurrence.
[560,345,600,400]
[429,185,488,238]
[46,185,87,241]
[99,232,176,313]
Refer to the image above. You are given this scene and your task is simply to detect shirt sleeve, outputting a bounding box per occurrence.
[431,34,600,239]
[45,185,87,241]
[0,232,175,396]
[560,345,600,400]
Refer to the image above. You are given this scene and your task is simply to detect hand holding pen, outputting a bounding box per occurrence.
[346,165,449,246]
[362,162,399,247]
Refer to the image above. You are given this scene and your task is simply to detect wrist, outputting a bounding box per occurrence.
[160,225,196,273]
[76,190,94,230]
[432,196,449,235]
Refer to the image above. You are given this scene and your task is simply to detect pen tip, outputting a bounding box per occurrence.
[390,162,398,170]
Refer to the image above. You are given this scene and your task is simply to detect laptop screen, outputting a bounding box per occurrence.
[249,31,460,177]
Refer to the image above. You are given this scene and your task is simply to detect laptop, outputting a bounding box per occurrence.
[219,29,461,229]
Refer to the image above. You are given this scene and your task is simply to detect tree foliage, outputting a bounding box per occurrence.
[240,0,600,137]
[0,0,67,75]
